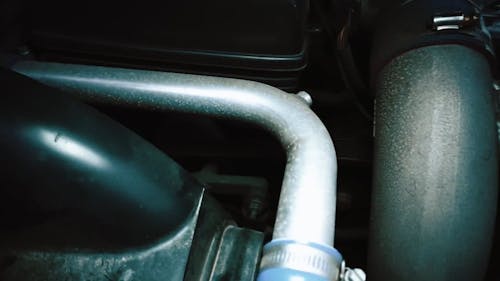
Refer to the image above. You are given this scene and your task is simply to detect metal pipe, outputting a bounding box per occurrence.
[12,61,343,280]
[369,44,498,281]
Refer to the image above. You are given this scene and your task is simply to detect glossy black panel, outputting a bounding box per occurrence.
[0,69,202,249]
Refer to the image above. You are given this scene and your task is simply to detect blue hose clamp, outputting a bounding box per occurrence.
[257,239,343,281]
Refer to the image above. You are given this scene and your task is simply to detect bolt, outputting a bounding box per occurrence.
[343,267,366,281]
[243,196,266,220]
[296,91,313,107]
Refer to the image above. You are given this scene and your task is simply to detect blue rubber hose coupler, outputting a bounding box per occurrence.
[257,239,343,281]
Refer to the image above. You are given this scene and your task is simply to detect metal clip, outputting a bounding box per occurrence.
[433,13,468,30]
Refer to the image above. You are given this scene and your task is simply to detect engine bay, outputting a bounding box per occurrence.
[0,0,499,280]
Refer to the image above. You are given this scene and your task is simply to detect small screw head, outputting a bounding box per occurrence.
[343,267,366,281]
[296,91,313,107]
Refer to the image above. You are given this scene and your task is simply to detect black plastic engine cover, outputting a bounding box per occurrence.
[0,69,264,280]
[10,0,309,91]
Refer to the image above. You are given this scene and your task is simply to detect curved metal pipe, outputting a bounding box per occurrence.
[12,61,342,280]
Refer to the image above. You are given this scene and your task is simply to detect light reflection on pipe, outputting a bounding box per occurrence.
[37,128,108,168]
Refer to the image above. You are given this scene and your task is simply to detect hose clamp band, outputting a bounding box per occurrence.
[259,240,342,280]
